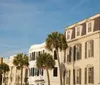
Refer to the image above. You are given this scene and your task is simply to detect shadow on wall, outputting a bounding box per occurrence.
[60,63,66,85]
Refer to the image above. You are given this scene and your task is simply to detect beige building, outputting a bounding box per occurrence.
[65,14,100,85]
[0,57,3,64]
[2,56,28,85]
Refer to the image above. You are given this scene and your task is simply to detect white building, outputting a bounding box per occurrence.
[28,42,65,85]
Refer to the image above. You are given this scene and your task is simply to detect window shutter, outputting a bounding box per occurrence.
[79,44,82,59]
[69,70,70,84]
[85,68,87,84]
[85,42,87,58]
[79,69,81,84]
[91,40,94,57]
[73,46,76,61]
[69,47,72,62]
[92,67,94,83]
[73,69,75,84]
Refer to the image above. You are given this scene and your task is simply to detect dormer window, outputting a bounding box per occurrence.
[88,22,92,32]
[66,29,72,40]
[86,20,94,34]
[75,25,82,37]
[67,31,70,39]
[77,27,80,36]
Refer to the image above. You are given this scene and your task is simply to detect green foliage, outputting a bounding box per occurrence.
[46,31,68,85]
[46,32,68,51]
[13,53,29,85]
[13,53,29,69]
[0,63,10,73]
[36,52,55,70]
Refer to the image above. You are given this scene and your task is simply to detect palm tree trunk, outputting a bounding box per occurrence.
[56,49,62,85]
[21,68,23,85]
[46,68,50,85]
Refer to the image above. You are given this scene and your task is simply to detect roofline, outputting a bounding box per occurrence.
[65,13,100,30]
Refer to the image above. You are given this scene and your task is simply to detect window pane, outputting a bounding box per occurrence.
[88,23,92,32]
[67,31,70,39]
[54,50,57,59]
[88,67,94,84]
[53,67,57,77]
[77,27,80,36]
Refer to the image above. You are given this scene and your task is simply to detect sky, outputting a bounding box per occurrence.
[0,0,100,57]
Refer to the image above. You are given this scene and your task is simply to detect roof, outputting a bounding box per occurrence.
[65,13,100,30]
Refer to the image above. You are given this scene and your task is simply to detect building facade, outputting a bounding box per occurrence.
[2,56,28,85]
[65,14,100,85]
[0,57,3,64]
[28,42,65,85]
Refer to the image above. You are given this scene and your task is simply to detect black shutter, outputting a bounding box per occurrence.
[91,40,94,57]
[85,42,87,58]
[69,47,72,62]
[80,44,82,59]
[73,46,76,61]
[85,68,87,84]
[73,69,75,84]
[79,69,81,84]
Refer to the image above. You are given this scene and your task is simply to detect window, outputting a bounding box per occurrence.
[86,21,94,34]
[39,51,40,56]
[40,69,43,76]
[34,68,39,76]
[53,67,57,77]
[88,67,94,84]
[85,67,94,84]
[75,26,82,37]
[88,41,93,57]
[88,22,92,32]
[76,69,81,84]
[43,50,45,53]
[85,40,94,58]
[67,31,70,39]
[77,27,80,36]
[67,47,72,63]
[54,50,57,59]
[31,52,35,60]
[32,68,34,76]
[66,70,70,84]
[73,44,82,61]
[76,44,82,60]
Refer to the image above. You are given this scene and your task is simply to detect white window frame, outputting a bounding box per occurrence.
[66,30,72,40]
[86,20,94,34]
[75,25,82,38]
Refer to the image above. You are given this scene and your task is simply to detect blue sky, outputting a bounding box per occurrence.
[0,0,100,57]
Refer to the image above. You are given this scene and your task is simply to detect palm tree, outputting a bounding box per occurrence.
[46,32,68,85]
[0,63,10,85]
[36,52,55,85]
[13,53,29,85]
